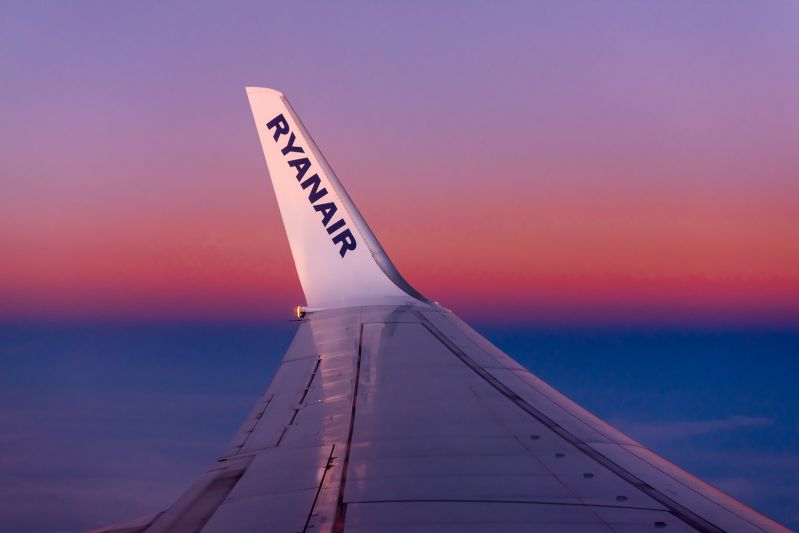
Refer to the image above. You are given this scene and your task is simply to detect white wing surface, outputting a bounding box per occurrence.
[93,89,790,533]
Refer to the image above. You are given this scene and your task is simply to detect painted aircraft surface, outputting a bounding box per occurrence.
[93,88,791,533]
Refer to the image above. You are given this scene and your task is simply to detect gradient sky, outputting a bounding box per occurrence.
[1,4,799,531]
[2,1,799,324]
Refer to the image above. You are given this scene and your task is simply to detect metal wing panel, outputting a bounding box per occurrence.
[419,309,641,446]
[199,445,336,533]
[342,501,699,533]
[131,304,788,533]
[592,442,789,533]
[417,307,789,533]
[138,308,364,532]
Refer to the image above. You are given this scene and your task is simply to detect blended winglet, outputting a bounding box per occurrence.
[246,87,427,308]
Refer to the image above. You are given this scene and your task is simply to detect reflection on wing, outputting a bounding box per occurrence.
[97,305,788,532]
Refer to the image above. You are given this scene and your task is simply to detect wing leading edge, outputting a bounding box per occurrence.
[92,89,790,532]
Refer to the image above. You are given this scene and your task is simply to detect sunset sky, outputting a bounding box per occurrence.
[2,3,799,532]
[2,1,798,325]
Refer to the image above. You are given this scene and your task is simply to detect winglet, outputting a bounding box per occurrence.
[246,87,427,308]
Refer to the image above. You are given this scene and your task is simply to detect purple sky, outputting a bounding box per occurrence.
[1,1,798,324]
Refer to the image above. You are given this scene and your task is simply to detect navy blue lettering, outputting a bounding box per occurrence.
[332,229,357,257]
[313,202,337,226]
[288,158,311,181]
[281,133,305,156]
[300,174,328,203]
[266,114,289,141]
[266,118,357,258]
[326,219,346,235]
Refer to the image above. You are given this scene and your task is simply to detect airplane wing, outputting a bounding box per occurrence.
[93,88,790,533]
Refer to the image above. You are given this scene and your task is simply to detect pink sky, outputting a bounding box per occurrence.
[1,1,798,325]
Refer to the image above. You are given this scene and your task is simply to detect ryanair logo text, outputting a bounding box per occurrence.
[266,114,356,257]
